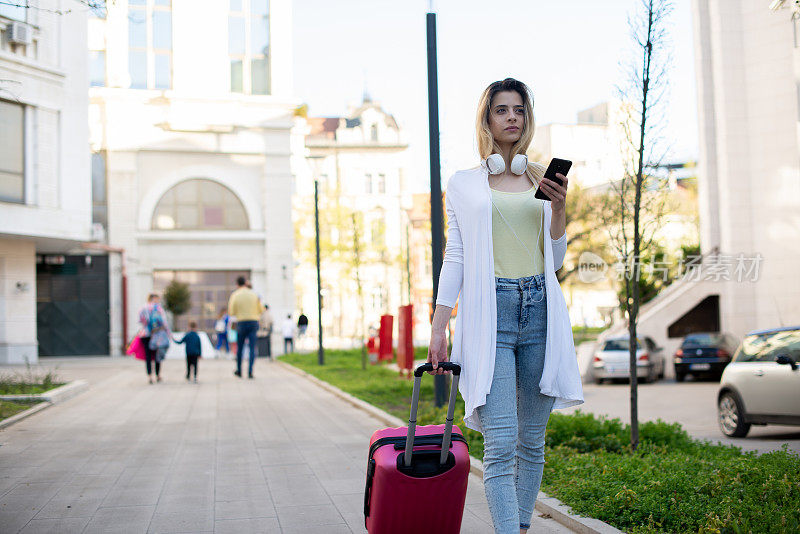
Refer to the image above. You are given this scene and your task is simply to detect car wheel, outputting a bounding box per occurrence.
[718,392,751,438]
[675,372,685,382]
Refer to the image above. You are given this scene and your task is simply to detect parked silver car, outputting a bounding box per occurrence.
[717,326,800,437]
[590,335,665,384]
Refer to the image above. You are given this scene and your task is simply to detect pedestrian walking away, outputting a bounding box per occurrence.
[214,308,230,355]
[281,314,296,354]
[228,276,263,378]
[138,293,171,384]
[297,312,308,336]
[260,304,274,360]
[176,321,202,382]
[427,78,584,534]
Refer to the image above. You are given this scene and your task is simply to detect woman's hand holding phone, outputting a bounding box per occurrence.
[538,173,569,213]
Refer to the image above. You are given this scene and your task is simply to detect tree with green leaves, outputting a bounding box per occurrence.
[163,280,191,330]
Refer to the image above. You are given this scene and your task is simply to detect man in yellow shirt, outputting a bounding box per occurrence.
[228,276,263,378]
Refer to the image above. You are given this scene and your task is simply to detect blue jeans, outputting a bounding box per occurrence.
[236,321,259,375]
[215,332,229,352]
[477,274,555,533]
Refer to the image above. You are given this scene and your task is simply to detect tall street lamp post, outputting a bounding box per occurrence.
[426,9,448,407]
[314,178,324,366]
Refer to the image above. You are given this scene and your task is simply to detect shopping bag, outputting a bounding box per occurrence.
[126,336,146,360]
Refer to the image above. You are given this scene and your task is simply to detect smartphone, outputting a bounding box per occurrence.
[534,158,572,201]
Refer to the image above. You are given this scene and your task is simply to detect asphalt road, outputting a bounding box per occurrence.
[564,376,800,455]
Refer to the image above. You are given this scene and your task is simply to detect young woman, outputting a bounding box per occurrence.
[138,293,171,384]
[427,78,584,534]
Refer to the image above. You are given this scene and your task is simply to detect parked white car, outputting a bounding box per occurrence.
[590,335,666,384]
[717,326,800,437]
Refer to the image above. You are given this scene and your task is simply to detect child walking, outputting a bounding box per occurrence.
[176,321,202,383]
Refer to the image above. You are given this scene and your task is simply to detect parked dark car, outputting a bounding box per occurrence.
[674,332,739,382]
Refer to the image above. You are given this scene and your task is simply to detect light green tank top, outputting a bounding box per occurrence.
[490,188,545,278]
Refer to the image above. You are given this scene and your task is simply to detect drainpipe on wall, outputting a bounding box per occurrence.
[81,243,127,354]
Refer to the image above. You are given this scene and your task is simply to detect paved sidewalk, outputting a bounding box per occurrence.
[0,358,575,533]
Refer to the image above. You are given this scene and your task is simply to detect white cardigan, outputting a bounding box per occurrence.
[436,165,585,432]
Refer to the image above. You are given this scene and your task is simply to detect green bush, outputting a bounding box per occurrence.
[163,280,191,318]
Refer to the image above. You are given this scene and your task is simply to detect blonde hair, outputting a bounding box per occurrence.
[475,78,537,179]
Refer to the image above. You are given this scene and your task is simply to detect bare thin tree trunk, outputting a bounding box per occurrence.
[352,213,367,370]
[628,0,657,451]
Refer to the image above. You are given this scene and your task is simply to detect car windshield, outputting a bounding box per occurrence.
[682,333,723,347]
[603,339,641,351]
[734,329,800,362]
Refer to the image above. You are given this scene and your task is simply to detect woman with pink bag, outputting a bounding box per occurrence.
[137,293,171,384]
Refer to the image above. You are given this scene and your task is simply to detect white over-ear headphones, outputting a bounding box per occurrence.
[485,153,528,175]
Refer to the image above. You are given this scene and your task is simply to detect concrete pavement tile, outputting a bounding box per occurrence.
[0,467,35,479]
[460,509,494,532]
[213,517,281,533]
[255,447,306,466]
[53,484,112,500]
[65,474,120,489]
[101,487,162,507]
[282,523,352,534]
[22,469,75,484]
[154,493,213,515]
[0,493,50,512]
[19,517,91,533]
[83,505,155,534]
[465,499,493,523]
[213,498,276,520]
[213,484,270,502]
[275,503,346,528]
[0,509,38,533]
[146,510,214,533]
[214,471,265,487]
[261,463,313,479]
[465,475,488,504]
[340,511,367,533]
[267,474,331,507]
[0,476,23,496]
[329,492,363,517]
[318,476,365,496]
[35,496,104,519]
[160,481,213,497]
[6,481,62,499]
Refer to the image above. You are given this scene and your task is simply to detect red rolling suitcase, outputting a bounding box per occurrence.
[364,362,470,533]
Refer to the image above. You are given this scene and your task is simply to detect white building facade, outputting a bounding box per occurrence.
[0,2,91,363]
[690,0,800,334]
[295,100,413,348]
[90,0,298,354]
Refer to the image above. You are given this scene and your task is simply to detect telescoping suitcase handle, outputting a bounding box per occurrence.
[404,362,461,468]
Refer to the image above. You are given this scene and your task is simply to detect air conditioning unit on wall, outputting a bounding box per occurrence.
[8,21,33,46]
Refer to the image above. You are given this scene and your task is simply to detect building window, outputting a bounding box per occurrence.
[92,152,107,228]
[378,173,386,194]
[228,0,270,95]
[0,100,24,203]
[365,173,373,194]
[128,0,172,90]
[370,124,378,142]
[89,50,106,87]
[152,179,249,230]
[0,2,27,21]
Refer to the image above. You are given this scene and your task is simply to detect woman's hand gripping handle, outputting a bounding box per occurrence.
[427,304,454,375]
